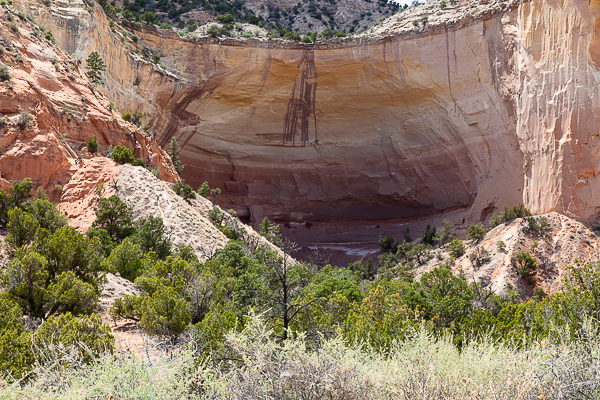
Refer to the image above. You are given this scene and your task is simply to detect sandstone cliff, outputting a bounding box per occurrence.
[13,0,600,242]
[0,4,178,199]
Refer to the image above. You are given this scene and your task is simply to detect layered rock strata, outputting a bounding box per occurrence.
[0,4,178,199]
[13,0,600,228]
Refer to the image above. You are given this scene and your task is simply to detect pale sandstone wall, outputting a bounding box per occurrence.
[14,0,600,224]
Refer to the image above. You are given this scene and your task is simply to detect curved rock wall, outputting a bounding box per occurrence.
[15,0,600,225]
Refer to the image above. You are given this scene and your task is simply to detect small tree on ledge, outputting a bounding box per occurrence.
[85,51,106,86]
[166,137,184,175]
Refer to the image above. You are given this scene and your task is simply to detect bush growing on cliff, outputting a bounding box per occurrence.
[131,215,172,259]
[85,51,106,85]
[216,14,235,23]
[515,251,537,281]
[467,224,486,242]
[448,237,465,259]
[16,110,35,127]
[437,218,454,245]
[0,178,33,227]
[165,137,184,175]
[86,136,98,154]
[522,215,552,237]
[422,224,436,245]
[111,145,135,164]
[44,30,55,44]
[106,238,145,281]
[198,181,210,198]
[259,217,283,249]
[0,62,10,81]
[208,207,223,226]
[138,11,158,25]
[489,203,531,227]
[468,246,491,269]
[173,182,195,204]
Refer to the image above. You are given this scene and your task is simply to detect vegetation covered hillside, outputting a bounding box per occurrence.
[2,176,600,397]
[99,0,400,39]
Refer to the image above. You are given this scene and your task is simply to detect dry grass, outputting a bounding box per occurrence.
[2,315,600,399]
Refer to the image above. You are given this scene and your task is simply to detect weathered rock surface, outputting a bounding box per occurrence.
[17,0,600,230]
[0,4,178,199]
[418,212,600,297]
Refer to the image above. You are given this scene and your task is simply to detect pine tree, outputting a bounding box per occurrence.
[85,51,106,85]
[166,137,184,175]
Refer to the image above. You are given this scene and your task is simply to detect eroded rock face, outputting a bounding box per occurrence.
[0,5,178,200]
[14,0,600,227]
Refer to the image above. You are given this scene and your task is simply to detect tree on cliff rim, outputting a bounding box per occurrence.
[85,52,106,86]
[166,137,184,175]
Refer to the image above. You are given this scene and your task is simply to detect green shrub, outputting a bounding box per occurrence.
[85,51,106,85]
[33,225,105,289]
[467,224,486,242]
[437,218,454,244]
[131,158,145,167]
[378,235,396,254]
[86,136,98,154]
[468,247,491,269]
[522,216,552,237]
[122,111,132,121]
[448,237,465,258]
[139,286,191,341]
[91,195,134,242]
[259,217,283,248]
[489,204,531,227]
[28,198,67,232]
[173,182,195,203]
[210,187,221,205]
[8,22,18,32]
[165,137,184,175]
[16,110,35,127]
[131,215,172,260]
[111,145,135,164]
[107,238,144,281]
[44,30,55,43]
[5,208,39,253]
[86,227,115,256]
[496,240,506,252]
[47,271,98,315]
[208,207,223,226]
[197,181,210,198]
[515,252,537,280]
[0,62,10,81]
[422,224,436,245]
[216,14,235,23]
[0,297,33,379]
[34,312,114,363]
[139,11,158,24]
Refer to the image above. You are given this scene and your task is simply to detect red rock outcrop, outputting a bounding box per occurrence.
[0,5,178,202]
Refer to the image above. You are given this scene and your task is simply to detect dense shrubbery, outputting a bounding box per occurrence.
[4,179,600,395]
[489,203,531,227]
[0,180,113,378]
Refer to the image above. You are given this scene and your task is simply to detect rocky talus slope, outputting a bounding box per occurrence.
[418,213,600,298]
[15,0,600,229]
[59,161,284,261]
[0,4,178,197]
